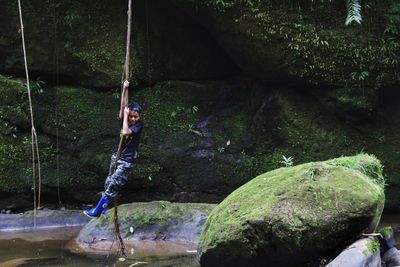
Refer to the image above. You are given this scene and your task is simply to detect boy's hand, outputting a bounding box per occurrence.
[124,107,130,116]
[123,80,129,89]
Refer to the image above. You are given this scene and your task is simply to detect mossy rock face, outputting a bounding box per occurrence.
[0,0,238,87]
[0,75,32,196]
[198,154,385,267]
[2,74,400,214]
[0,77,254,206]
[172,0,400,120]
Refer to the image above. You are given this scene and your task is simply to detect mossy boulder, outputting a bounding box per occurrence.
[198,154,385,267]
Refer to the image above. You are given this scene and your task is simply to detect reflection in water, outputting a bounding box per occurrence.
[0,238,200,266]
[0,226,200,267]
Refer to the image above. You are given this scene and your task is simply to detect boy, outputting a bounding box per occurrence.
[84,80,144,218]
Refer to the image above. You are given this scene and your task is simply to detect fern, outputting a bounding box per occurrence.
[345,0,362,26]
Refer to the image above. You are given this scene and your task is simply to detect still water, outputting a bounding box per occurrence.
[0,227,199,267]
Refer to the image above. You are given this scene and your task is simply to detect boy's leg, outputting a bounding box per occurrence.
[84,156,133,218]
[104,160,134,199]
[104,155,117,191]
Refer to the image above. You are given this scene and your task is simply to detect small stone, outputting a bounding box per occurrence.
[118,257,126,262]
[6,210,11,214]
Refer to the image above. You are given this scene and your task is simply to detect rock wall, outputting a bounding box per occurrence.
[171,0,400,120]
[1,1,400,211]
[0,0,238,87]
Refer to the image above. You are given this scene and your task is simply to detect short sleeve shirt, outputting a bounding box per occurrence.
[114,120,144,163]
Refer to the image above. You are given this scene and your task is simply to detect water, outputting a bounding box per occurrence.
[0,227,200,267]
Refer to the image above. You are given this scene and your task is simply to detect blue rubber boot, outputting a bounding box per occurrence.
[83,193,111,218]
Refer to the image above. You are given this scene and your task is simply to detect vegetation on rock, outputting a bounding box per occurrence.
[199,154,385,267]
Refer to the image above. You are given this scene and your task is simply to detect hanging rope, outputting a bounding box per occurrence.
[52,0,62,208]
[17,0,42,226]
[111,0,133,256]
[145,0,152,89]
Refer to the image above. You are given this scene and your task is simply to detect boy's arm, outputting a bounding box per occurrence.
[119,80,129,119]
[122,107,132,135]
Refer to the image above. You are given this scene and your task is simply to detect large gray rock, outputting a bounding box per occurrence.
[326,237,381,267]
[71,201,215,255]
[382,247,400,267]
[198,154,385,267]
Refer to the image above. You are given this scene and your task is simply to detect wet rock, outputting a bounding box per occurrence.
[0,209,90,231]
[382,247,400,267]
[326,237,381,267]
[71,201,215,255]
[198,154,385,267]
[192,150,215,159]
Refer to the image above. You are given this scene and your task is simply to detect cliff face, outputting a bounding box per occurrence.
[171,0,400,120]
[0,0,238,87]
[0,1,399,210]
[1,0,398,105]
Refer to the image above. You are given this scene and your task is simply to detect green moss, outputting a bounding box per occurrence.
[0,75,29,126]
[96,201,215,237]
[43,86,114,140]
[327,153,385,188]
[0,1,126,86]
[377,226,394,240]
[129,81,207,179]
[0,75,31,193]
[136,82,201,135]
[363,238,380,256]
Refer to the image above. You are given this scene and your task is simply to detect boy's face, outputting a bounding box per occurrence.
[128,110,140,126]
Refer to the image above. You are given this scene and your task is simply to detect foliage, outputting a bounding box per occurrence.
[345,0,362,26]
[199,0,362,25]
[363,238,380,256]
[377,226,394,240]
[281,155,294,167]
[0,75,31,192]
